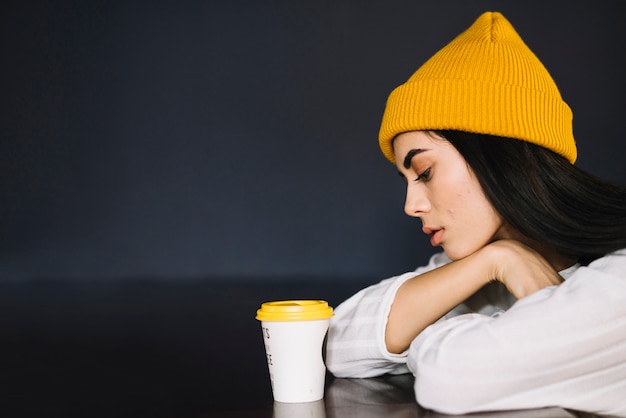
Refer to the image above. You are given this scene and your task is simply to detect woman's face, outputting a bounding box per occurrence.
[393,131,509,260]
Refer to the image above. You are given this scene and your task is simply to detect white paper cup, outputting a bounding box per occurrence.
[256,300,334,403]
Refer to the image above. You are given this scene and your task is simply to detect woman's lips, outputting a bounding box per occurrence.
[422,226,443,246]
[429,229,444,247]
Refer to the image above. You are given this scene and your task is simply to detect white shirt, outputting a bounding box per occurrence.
[325,249,626,416]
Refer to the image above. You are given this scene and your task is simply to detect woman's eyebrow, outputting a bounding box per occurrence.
[403,148,430,169]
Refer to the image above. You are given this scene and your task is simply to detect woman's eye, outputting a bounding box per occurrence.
[415,168,431,182]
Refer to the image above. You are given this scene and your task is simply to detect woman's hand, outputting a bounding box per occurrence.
[484,240,564,299]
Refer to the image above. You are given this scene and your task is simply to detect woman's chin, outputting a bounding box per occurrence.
[442,246,479,261]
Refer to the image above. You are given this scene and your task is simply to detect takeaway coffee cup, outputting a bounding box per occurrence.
[256,300,334,403]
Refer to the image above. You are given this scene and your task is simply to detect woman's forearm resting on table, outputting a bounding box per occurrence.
[407,260,626,415]
[385,247,494,353]
[326,241,567,376]
[327,249,626,415]
[325,252,451,378]
[385,240,563,353]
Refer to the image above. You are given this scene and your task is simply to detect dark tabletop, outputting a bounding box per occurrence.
[0,278,602,418]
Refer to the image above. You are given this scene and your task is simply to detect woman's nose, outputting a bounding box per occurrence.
[404,185,430,217]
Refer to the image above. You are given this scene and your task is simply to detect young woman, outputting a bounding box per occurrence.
[325,11,626,416]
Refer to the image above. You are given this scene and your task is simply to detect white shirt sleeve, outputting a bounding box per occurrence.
[326,252,452,378]
[407,250,626,416]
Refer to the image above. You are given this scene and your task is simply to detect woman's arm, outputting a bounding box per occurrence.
[326,240,563,377]
[407,250,626,415]
[385,240,563,353]
[325,252,452,378]
[385,246,494,354]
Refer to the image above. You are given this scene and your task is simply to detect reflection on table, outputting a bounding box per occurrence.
[270,374,599,418]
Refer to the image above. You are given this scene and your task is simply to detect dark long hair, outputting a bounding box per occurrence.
[436,130,626,264]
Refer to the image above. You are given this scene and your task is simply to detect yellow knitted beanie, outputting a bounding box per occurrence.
[379,11,577,164]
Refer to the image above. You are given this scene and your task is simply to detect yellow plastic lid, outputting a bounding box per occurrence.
[256,300,334,322]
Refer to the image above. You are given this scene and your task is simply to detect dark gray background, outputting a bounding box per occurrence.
[3,0,625,282]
